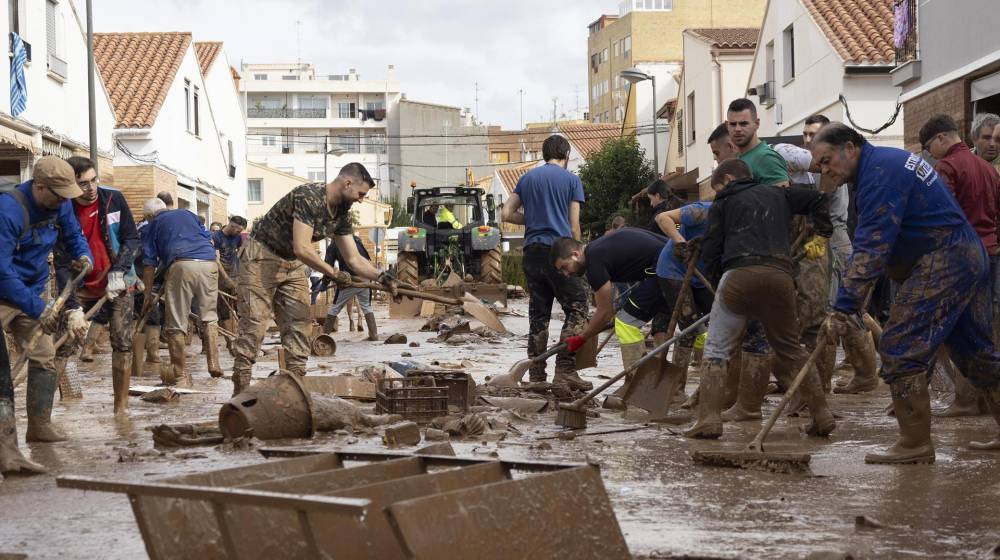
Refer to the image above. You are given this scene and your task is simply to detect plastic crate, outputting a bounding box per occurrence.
[406,370,473,412]
[376,376,449,423]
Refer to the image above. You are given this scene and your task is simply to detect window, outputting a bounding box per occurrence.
[491,151,510,164]
[282,75,300,81]
[366,101,385,112]
[782,25,796,82]
[602,48,609,63]
[308,169,324,182]
[366,133,386,154]
[247,179,262,202]
[614,41,620,57]
[623,35,632,57]
[227,140,235,178]
[45,0,56,56]
[253,73,266,80]
[686,92,696,145]
[765,41,775,83]
[193,86,200,136]
[591,53,600,70]
[334,134,361,153]
[298,96,327,110]
[261,135,275,146]
[676,109,684,156]
[184,80,192,132]
[337,102,357,119]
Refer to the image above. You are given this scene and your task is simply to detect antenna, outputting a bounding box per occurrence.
[518,89,525,130]
[551,96,558,124]
[574,84,580,116]
[296,20,302,67]
[474,81,480,123]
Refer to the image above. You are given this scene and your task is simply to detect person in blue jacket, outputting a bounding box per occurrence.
[0,157,92,476]
[812,123,1000,463]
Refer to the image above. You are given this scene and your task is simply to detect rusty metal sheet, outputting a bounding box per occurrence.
[389,296,423,319]
[166,453,343,487]
[301,375,376,400]
[310,462,510,559]
[386,465,630,560]
[258,447,590,473]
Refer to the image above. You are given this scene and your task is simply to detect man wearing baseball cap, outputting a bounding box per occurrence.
[0,156,92,478]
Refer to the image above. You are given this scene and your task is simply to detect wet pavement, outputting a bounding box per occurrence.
[1,300,1000,559]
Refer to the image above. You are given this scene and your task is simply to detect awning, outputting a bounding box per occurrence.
[971,70,1000,102]
[0,125,37,154]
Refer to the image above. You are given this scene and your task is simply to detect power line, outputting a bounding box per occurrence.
[244,119,661,139]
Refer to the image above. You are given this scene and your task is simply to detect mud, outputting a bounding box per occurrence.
[1,303,1000,559]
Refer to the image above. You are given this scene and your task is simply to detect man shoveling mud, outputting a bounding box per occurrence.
[812,123,1000,462]
[230,163,397,396]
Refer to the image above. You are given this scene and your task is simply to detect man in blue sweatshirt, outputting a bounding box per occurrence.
[0,157,92,476]
[812,123,1000,463]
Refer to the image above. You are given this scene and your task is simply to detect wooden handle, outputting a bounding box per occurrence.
[349,281,463,306]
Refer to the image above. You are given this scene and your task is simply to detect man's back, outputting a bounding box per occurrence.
[934,142,1000,255]
[144,210,215,268]
[514,163,584,246]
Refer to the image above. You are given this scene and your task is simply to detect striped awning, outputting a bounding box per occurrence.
[0,125,38,155]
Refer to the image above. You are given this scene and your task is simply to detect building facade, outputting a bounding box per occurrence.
[241,62,400,203]
[195,42,247,216]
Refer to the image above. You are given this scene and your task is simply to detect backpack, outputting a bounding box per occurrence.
[0,185,59,249]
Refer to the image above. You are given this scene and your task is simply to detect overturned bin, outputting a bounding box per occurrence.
[219,372,314,440]
[57,448,630,560]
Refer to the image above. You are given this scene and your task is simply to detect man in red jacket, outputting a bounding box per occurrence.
[921,114,1000,417]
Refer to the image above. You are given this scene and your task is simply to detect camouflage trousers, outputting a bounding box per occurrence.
[232,238,313,377]
[57,293,135,357]
[523,245,589,380]
[795,252,831,351]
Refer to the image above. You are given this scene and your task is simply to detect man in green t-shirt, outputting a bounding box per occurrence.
[726,98,789,187]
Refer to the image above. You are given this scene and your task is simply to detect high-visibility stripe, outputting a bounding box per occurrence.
[615,317,645,344]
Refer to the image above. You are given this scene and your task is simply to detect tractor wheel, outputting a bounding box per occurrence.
[478,247,503,284]
[397,252,419,286]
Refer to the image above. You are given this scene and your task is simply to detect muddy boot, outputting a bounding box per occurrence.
[834,329,878,394]
[553,368,593,391]
[817,341,836,394]
[166,332,190,388]
[935,360,985,417]
[604,341,645,410]
[200,326,209,355]
[111,351,131,415]
[773,356,835,436]
[970,385,1000,450]
[145,326,162,364]
[684,359,725,439]
[722,351,771,422]
[866,375,934,464]
[668,346,693,405]
[0,399,46,476]
[364,312,378,342]
[25,367,66,443]
[720,349,741,409]
[232,368,252,397]
[204,323,223,378]
[323,315,337,334]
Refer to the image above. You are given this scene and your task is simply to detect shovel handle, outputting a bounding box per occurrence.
[746,321,830,453]
[562,313,711,411]
[691,268,716,297]
[14,293,109,388]
[349,281,463,306]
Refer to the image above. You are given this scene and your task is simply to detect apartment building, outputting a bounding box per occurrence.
[241,62,400,202]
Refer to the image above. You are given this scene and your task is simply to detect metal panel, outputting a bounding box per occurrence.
[386,466,630,560]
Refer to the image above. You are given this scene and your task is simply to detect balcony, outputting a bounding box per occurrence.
[890,0,920,87]
[247,108,327,119]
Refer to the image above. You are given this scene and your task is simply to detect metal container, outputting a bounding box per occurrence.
[310,333,337,357]
[219,372,314,440]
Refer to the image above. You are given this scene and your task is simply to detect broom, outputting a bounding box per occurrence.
[690,319,832,474]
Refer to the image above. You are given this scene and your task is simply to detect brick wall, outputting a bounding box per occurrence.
[110,164,179,220]
[903,78,966,153]
[210,193,228,226]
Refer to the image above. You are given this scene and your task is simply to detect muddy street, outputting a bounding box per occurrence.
[0,302,998,559]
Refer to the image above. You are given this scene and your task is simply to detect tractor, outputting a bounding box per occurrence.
[395,186,505,307]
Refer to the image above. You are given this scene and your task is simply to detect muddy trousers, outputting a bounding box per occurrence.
[704,266,824,393]
[232,238,313,379]
[878,242,1000,389]
[327,286,373,317]
[795,252,831,351]
[523,244,588,380]
[616,276,670,336]
[657,277,713,346]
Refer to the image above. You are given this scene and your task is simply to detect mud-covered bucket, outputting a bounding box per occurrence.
[311,334,337,357]
[218,372,314,440]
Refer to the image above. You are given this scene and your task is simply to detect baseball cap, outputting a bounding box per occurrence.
[33,156,83,199]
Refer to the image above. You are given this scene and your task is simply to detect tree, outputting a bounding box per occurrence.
[577,136,656,238]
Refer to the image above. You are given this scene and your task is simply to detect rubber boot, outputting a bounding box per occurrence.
[970,385,1000,450]
[935,360,986,417]
[670,346,693,405]
[0,399,46,475]
[817,341,836,394]
[25,367,66,443]
[111,351,131,415]
[722,351,771,422]
[834,329,878,394]
[204,323,223,378]
[145,326,162,364]
[323,315,337,334]
[553,367,593,391]
[364,312,378,342]
[865,375,935,464]
[720,349,742,409]
[200,325,209,355]
[684,359,725,439]
[78,323,102,363]
[166,332,190,388]
[604,341,645,410]
[774,358,835,437]
[132,329,147,377]
[232,368,252,397]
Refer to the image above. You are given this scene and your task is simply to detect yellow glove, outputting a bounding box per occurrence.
[803,236,828,260]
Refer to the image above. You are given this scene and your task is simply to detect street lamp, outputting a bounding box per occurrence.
[323,138,348,183]
[619,68,659,176]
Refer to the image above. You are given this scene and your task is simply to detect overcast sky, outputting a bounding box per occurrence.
[78,0,616,129]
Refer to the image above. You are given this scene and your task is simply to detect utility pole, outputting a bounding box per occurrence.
[551,97,558,125]
[474,82,480,123]
[443,120,451,185]
[323,135,328,183]
[518,89,524,130]
[86,0,97,173]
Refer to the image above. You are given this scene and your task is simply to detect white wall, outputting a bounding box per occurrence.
[0,0,115,155]
[632,62,679,170]
[202,47,248,214]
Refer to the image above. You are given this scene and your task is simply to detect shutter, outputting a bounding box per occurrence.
[45,0,56,56]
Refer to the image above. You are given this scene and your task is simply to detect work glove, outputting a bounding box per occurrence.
[804,236,828,260]
[377,270,399,297]
[106,271,126,300]
[672,240,689,262]
[565,335,588,353]
[65,308,90,341]
[329,271,352,288]
[134,278,145,292]
[828,311,863,342]
[39,300,60,334]
[70,255,93,274]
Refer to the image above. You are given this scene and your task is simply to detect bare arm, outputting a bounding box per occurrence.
[291,219,340,280]
[655,208,686,243]
[569,200,581,241]
[334,234,381,281]
[578,281,614,340]
[501,193,525,225]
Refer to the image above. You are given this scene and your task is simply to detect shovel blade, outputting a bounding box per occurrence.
[462,295,507,334]
[623,357,685,418]
[574,334,598,370]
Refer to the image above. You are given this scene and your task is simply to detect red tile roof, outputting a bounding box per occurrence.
[687,27,759,49]
[559,123,624,160]
[495,162,536,195]
[800,0,894,64]
[94,32,192,128]
[194,41,223,76]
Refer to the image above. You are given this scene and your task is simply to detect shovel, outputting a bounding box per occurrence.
[689,321,831,474]
[53,294,111,397]
[493,325,613,388]
[351,281,506,333]
[555,314,710,429]
[620,252,700,417]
